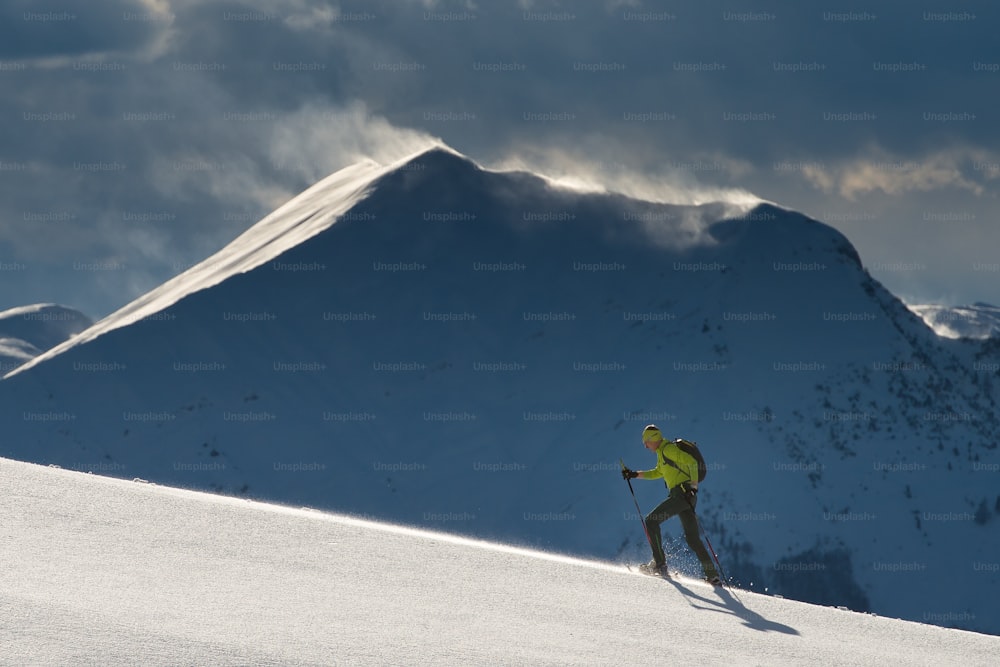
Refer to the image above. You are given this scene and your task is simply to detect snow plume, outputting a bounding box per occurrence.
[486,143,762,249]
[487,143,761,208]
[906,302,1000,340]
[150,101,440,223]
[268,102,443,184]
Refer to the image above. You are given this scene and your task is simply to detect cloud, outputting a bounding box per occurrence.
[1,0,999,314]
[283,4,336,31]
[798,145,999,200]
[0,0,174,63]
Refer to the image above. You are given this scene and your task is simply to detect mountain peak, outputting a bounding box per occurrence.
[371,144,481,183]
[397,143,474,167]
[371,144,496,197]
[3,140,999,633]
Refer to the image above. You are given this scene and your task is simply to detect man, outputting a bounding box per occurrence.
[622,424,722,585]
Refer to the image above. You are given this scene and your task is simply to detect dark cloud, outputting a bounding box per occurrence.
[0,0,168,60]
[0,0,998,317]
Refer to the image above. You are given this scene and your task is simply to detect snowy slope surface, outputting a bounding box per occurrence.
[1,147,998,635]
[1,458,997,666]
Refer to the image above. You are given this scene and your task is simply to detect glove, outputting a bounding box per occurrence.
[679,482,697,503]
[621,468,638,480]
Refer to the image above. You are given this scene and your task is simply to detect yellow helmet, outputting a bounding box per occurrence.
[642,424,663,444]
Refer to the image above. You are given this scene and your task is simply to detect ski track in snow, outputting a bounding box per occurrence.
[1,458,997,666]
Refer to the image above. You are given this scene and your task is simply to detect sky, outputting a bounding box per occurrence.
[1,0,999,319]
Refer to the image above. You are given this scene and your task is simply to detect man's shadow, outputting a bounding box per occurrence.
[665,577,799,635]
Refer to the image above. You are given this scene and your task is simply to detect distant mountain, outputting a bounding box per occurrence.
[0,303,92,374]
[908,302,1000,339]
[1,147,997,634]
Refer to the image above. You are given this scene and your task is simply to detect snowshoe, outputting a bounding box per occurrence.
[638,561,671,577]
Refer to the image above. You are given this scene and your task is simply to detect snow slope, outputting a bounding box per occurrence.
[0,303,91,374]
[1,147,998,634]
[1,457,997,666]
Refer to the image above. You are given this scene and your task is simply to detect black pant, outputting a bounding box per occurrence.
[644,486,719,579]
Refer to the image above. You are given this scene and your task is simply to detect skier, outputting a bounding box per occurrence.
[621,424,722,585]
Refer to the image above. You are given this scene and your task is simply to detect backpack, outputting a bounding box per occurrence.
[674,438,707,483]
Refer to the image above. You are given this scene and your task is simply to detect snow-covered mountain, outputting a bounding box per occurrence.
[0,303,92,374]
[908,302,1000,340]
[3,456,998,665]
[1,147,997,635]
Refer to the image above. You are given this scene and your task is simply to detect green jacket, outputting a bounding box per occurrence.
[638,439,699,491]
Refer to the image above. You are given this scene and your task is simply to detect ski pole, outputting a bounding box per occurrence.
[699,522,727,583]
[682,492,738,596]
[620,459,654,554]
